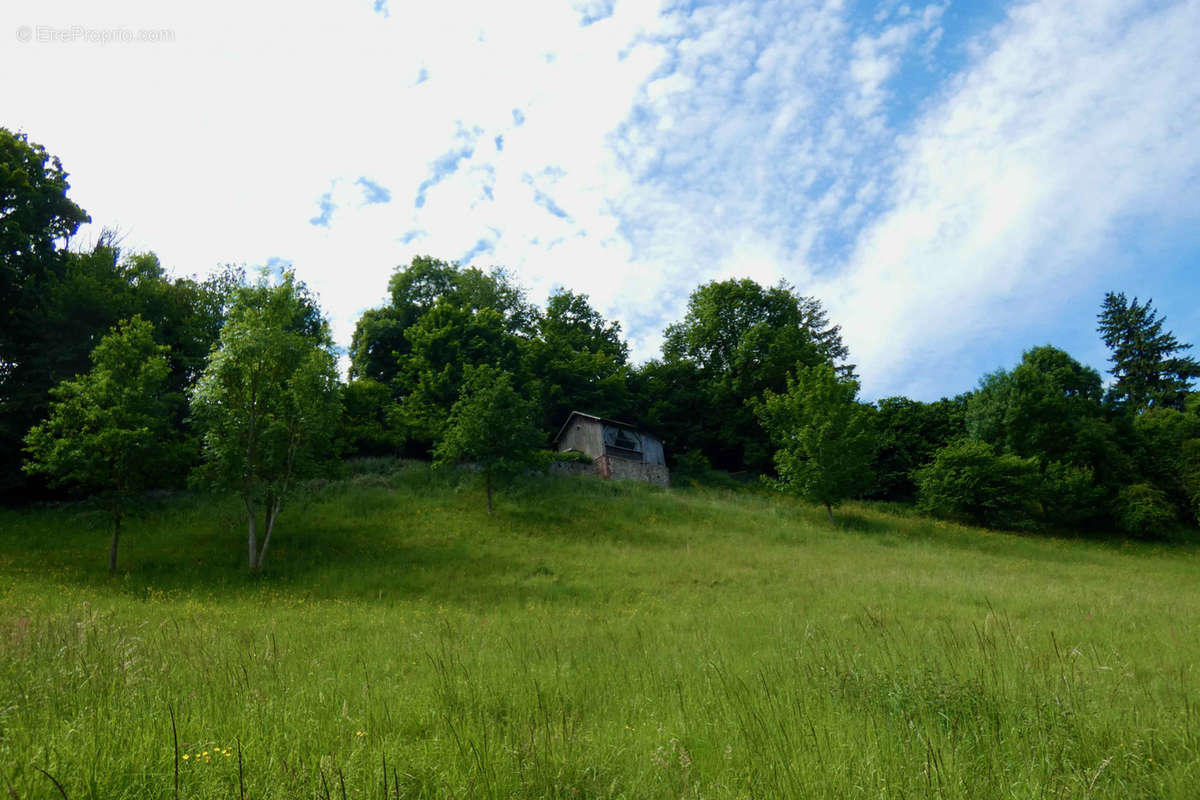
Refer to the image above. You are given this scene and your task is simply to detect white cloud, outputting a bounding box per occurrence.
[2,0,672,347]
[3,0,1197,401]
[823,0,1200,398]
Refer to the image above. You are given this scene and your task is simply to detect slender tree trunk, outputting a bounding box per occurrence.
[246,497,259,571]
[825,503,835,526]
[257,497,282,570]
[108,513,122,574]
[486,470,494,515]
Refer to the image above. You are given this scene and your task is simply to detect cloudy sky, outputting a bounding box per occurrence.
[5,0,1198,400]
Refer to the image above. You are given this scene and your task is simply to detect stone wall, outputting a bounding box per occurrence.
[548,460,601,479]
[601,456,670,487]
[548,456,670,487]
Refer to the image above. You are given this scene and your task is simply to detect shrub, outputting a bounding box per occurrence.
[339,378,404,458]
[344,456,414,477]
[1038,462,1106,530]
[547,449,594,465]
[671,450,748,490]
[1180,438,1200,526]
[915,440,1041,530]
[1115,483,1176,539]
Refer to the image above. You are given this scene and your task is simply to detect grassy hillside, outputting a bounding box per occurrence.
[2,462,1199,798]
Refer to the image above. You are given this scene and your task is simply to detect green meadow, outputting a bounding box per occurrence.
[2,462,1199,799]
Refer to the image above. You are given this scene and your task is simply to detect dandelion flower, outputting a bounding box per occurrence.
[182,754,189,760]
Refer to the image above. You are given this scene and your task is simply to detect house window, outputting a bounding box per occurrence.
[603,426,643,460]
[613,429,640,450]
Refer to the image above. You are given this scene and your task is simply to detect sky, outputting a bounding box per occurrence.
[4,0,1198,401]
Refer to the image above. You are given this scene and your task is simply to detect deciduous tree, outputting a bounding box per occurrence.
[914,440,1042,530]
[756,364,874,524]
[397,303,519,447]
[190,272,340,572]
[433,366,543,514]
[23,317,180,572]
[867,395,968,501]
[348,256,536,455]
[0,128,90,309]
[1,129,91,495]
[966,345,1105,466]
[663,279,851,472]
[525,289,629,432]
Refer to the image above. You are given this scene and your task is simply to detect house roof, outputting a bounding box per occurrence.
[553,411,649,445]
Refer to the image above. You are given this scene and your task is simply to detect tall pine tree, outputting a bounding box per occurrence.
[1098,292,1199,411]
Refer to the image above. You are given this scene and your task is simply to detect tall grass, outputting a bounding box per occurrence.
[2,462,1198,798]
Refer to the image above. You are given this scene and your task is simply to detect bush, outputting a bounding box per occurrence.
[1038,462,1107,530]
[915,440,1041,530]
[671,450,748,490]
[546,449,594,465]
[1115,483,1176,539]
[344,457,413,477]
[339,378,405,458]
[1181,438,1200,526]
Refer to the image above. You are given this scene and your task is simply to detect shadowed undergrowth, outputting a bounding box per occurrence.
[2,462,1198,798]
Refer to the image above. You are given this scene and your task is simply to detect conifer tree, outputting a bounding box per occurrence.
[1098,292,1199,411]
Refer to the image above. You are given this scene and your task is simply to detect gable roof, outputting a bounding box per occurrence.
[553,411,648,445]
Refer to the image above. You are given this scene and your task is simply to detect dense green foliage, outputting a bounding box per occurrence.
[655,279,850,472]
[915,440,1043,529]
[0,127,232,497]
[348,255,534,390]
[912,335,1199,534]
[433,366,544,512]
[967,346,1105,465]
[756,363,875,522]
[1,233,227,496]
[2,128,90,494]
[525,289,630,432]
[5,125,1200,799]
[337,377,403,457]
[0,131,90,486]
[398,302,519,443]
[4,469,1200,799]
[0,129,91,278]
[4,125,1200,547]
[190,273,341,571]
[1114,482,1177,539]
[349,257,626,456]
[865,395,967,501]
[23,317,183,572]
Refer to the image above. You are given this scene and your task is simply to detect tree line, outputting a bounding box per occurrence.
[4,128,1199,573]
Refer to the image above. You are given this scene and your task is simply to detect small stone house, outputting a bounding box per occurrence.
[553,412,669,486]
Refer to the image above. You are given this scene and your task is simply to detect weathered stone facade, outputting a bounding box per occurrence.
[598,455,670,486]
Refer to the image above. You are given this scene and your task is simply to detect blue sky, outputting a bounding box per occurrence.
[4,0,1198,400]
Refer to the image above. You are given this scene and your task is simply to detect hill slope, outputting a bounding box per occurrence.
[2,463,1198,798]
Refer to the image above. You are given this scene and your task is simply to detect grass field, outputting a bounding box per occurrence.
[2,461,1199,798]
